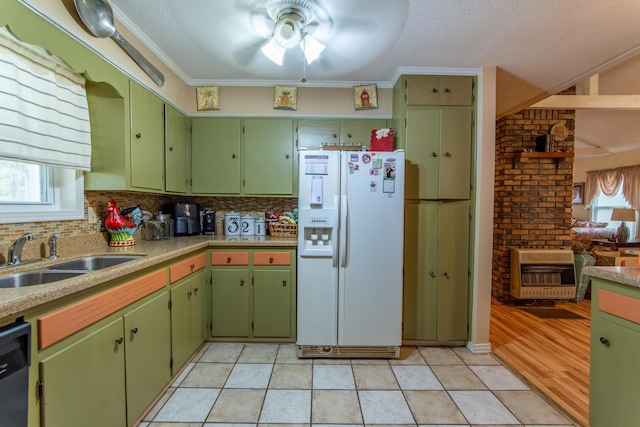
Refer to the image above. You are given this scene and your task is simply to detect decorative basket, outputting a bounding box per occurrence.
[269,223,298,237]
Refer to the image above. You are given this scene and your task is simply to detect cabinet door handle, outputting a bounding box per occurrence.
[432,88,438,93]
[115,337,124,345]
[599,337,610,347]
[188,291,192,297]
[444,152,452,157]
[227,257,232,263]
[194,287,199,295]
[269,257,274,264]
[431,152,438,158]
[131,327,138,335]
[285,154,290,159]
[190,263,195,271]
[429,271,436,278]
[232,154,236,159]
[135,133,142,139]
[347,133,352,138]
[282,279,287,287]
[442,271,449,278]
[169,146,174,151]
[444,88,451,93]
[240,279,245,286]
[332,133,337,138]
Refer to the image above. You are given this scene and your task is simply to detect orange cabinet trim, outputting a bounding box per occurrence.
[211,252,249,266]
[170,253,207,283]
[38,269,167,350]
[599,289,640,325]
[253,252,291,266]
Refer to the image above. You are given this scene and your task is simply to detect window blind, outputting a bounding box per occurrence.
[0,26,91,171]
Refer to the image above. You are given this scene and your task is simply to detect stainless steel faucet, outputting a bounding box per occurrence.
[48,233,60,259]
[7,232,34,265]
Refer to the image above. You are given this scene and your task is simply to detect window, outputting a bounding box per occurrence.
[0,159,84,223]
[591,178,636,238]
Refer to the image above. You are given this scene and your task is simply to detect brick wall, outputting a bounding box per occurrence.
[493,109,575,301]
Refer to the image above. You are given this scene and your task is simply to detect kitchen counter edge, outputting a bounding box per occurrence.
[583,265,640,288]
[0,235,297,321]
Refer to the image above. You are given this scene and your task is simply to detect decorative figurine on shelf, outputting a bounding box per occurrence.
[105,199,143,247]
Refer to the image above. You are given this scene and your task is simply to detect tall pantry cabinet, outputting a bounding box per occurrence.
[393,75,475,342]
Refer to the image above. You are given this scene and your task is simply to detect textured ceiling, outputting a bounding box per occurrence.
[108,0,640,116]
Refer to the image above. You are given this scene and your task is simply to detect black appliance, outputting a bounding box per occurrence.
[0,319,31,427]
[202,210,216,235]
[164,203,201,236]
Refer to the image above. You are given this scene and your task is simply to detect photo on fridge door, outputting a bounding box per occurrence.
[383,159,397,194]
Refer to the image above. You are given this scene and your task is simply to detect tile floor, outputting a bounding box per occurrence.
[137,343,577,427]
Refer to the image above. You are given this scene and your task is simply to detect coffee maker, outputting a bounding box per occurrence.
[202,210,216,235]
[164,203,201,236]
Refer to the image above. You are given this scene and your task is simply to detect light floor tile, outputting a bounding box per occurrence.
[147,423,203,427]
[259,389,311,423]
[237,343,279,363]
[181,362,234,388]
[350,357,389,365]
[312,390,363,424]
[225,363,273,388]
[204,424,255,427]
[495,390,572,424]
[431,365,487,390]
[171,362,195,387]
[269,363,312,389]
[206,389,265,423]
[358,390,415,424]
[276,344,312,364]
[352,365,399,389]
[191,342,211,362]
[403,390,467,424]
[143,388,174,421]
[389,346,427,365]
[470,365,530,390]
[200,342,244,363]
[154,388,220,422]
[449,390,520,425]
[453,347,501,366]
[418,346,464,365]
[313,365,355,389]
[391,365,443,390]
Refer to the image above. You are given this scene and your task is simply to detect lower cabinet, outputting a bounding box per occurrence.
[39,290,171,427]
[403,201,470,342]
[211,249,296,340]
[169,253,211,374]
[590,278,640,427]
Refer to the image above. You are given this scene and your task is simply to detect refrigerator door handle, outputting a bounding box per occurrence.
[340,194,348,268]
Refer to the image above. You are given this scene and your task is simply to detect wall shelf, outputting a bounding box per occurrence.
[513,151,573,167]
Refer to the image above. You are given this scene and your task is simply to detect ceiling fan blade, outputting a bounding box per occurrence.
[232,37,270,66]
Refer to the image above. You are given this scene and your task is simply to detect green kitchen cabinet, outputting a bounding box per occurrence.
[210,249,296,340]
[130,81,165,191]
[164,104,190,193]
[40,318,127,427]
[296,119,387,150]
[403,200,470,342]
[170,268,211,374]
[211,268,251,337]
[123,291,172,426]
[253,269,292,338]
[404,75,474,106]
[191,118,242,194]
[244,118,294,195]
[404,108,472,200]
[590,278,640,427]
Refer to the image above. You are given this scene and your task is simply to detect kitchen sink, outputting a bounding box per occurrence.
[0,271,86,289]
[47,255,144,272]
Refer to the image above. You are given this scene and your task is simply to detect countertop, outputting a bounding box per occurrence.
[583,265,640,289]
[0,235,296,321]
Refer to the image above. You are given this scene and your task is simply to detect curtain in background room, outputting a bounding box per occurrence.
[585,165,640,210]
[0,26,91,171]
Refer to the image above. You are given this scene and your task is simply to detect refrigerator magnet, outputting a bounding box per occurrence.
[370,181,377,191]
[348,162,355,174]
[372,158,382,169]
[383,179,395,193]
[362,153,371,164]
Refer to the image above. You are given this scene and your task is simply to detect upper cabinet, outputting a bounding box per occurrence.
[297,119,388,150]
[244,118,294,196]
[130,81,165,191]
[164,104,190,193]
[405,76,473,106]
[191,118,295,196]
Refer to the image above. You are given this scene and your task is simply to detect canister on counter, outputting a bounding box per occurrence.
[224,211,240,236]
[255,218,266,236]
[241,215,255,235]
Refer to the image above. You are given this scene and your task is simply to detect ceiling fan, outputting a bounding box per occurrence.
[260,0,327,66]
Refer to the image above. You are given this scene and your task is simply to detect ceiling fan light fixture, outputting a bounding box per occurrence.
[300,34,325,64]
[261,38,287,65]
[273,13,303,49]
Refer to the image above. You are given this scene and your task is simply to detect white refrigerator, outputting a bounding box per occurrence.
[297,150,404,358]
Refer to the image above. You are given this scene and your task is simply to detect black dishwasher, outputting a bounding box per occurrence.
[0,320,31,427]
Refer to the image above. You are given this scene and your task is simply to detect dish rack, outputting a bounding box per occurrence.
[269,223,298,237]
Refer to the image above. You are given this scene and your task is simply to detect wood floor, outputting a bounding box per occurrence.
[490,298,591,427]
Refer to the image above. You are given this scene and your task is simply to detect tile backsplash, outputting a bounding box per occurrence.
[0,190,297,263]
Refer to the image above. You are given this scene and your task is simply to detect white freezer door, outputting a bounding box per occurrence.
[338,151,405,346]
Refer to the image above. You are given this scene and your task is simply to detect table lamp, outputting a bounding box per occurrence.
[610,208,636,242]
